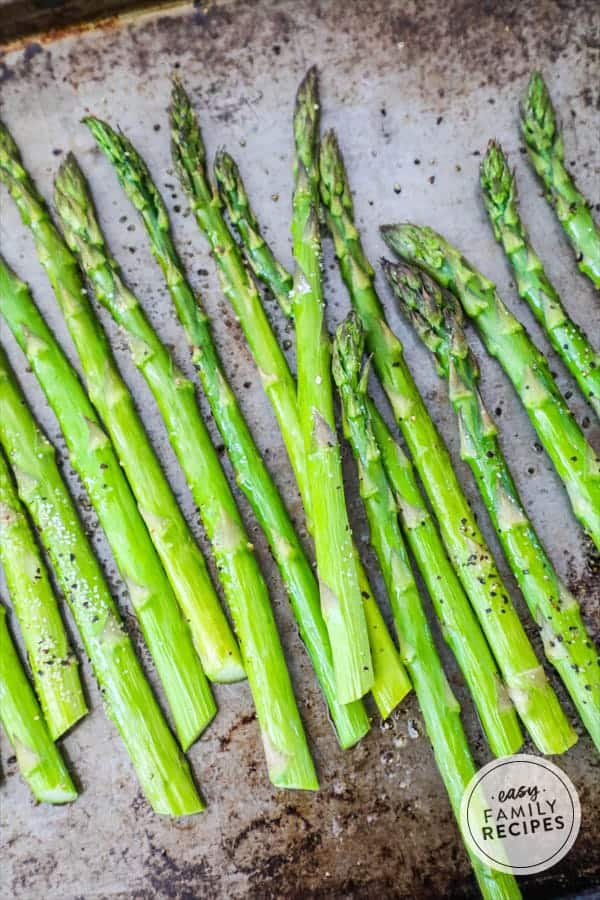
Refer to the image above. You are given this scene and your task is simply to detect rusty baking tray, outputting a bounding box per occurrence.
[1,1,599,897]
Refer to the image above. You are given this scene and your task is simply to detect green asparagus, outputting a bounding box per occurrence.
[384,223,600,552]
[0,449,86,739]
[480,140,600,417]
[290,68,372,703]
[0,121,241,687]
[54,152,370,750]
[0,256,215,751]
[0,603,77,805]
[332,317,521,900]
[521,72,600,289]
[386,259,599,749]
[84,119,318,791]
[215,150,294,316]
[170,77,408,724]
[215,149,522,756]
[0,348,203,814]
[321,129,575,754]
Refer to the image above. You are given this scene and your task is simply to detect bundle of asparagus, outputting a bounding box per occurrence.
[331,316,521,900]
[53,151,372,752]
[0,346,202,815]
[319,131,574,754]
[384,260,600,749]
[83,118,319,791]
[0,121,242,688]
[2,54,598,897]
[168,76,409,721]
[0,255,215,752]
[480,141,600,418]
[383,224,600,552]
[214,145,523,759]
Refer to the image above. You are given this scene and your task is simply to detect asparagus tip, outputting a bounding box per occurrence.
[332,312,365,386]
[380,222,419,258]
[294,66,320,162]
[520,71,557,151]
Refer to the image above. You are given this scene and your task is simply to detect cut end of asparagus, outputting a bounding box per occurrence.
[520,71,558,156]
[170,76,206,196]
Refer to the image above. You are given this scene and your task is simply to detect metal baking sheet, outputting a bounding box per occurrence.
[1,1,599,897]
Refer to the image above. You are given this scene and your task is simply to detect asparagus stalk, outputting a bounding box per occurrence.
[0,603,78,805]
[384,223,600,552]
[0,256,215,751]
[54,152,370,750]
[214,150,294,316]
[0,121,240,687]
[0,349,203,814]
[215,151,522,756]
[290,68,372,702]
[480,140,600,417]
[321,130,575,754]
[386,260,599,749]
[0,449,86,739]
[84,120,317,791]
[332,317,521,900]
[170,77,408,723]
[520,72,600,289]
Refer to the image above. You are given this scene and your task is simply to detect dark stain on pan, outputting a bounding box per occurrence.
[140,836,219,899]
[217,711,257,752]
[566,537,600,633]
[3,0,598,97]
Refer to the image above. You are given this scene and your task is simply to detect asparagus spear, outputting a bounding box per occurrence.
[480,140,600,417]
[0,121,240,687]
[386,260,599,749]
[214,150,294,316]
[54,153,370,750]
[521,72,600,289]
[170,77,408,722]
[0,603,78,805]
[384,223,600,552]
[84,121,318,791]
[215,151,522,756]
[332,317,521,900]
[0,348,203,814]
[321,130,575,754]
[0,256,215,751]
[290,68,372,702]
[0,449,86,739]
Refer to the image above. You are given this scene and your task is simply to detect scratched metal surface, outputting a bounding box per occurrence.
[0,2,599,898]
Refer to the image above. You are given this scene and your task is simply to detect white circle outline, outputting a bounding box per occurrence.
[460,754,581,875]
